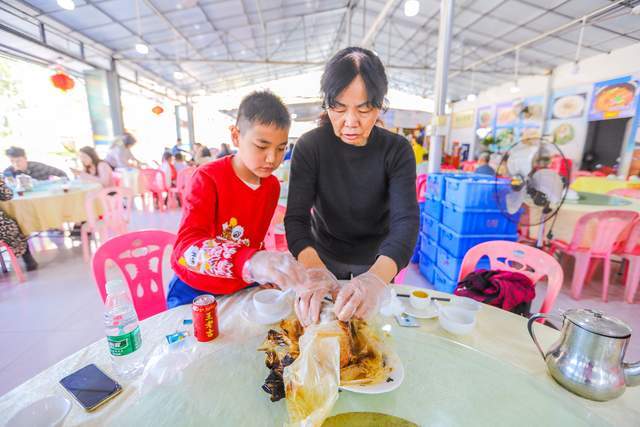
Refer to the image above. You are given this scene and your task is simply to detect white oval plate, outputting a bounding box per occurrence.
[241,300,292,325]
[402,300,439,319]
[340,349,404,394]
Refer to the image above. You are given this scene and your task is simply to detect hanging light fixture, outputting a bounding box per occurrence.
[510,48,520,93]
[572,17,586,74]
[57,0,75,10]
[134,0,149,55]
[50,70,75,92]
[151,105,164,115]
[404,0,420,17]
[466,66,477,101]
[173,71,185,80]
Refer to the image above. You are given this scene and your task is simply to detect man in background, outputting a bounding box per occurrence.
[3,146,67,180]
[475,152,496,176]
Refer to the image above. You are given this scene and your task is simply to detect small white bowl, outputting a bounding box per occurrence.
[410,289,431,310]
[439,306,476,335]
[7,396,71,427]
[253,289,289,317]
[451,296,481,313]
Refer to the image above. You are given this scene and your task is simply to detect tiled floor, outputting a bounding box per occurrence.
[0,209,638,397]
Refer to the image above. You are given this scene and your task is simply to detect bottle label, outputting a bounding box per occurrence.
[108,326,142,356]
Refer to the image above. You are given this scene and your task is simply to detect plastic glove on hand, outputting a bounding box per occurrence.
[334,271,390,322]
[243,251,307,291]
[294,268,339,327]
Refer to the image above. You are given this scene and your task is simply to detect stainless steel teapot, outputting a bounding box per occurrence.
[528,308,640,401]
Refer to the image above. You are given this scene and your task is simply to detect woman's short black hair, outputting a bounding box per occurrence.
[236,90,291,130]
[321,47,388,111]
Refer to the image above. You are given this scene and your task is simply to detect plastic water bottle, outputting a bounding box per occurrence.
[104,280,144,378]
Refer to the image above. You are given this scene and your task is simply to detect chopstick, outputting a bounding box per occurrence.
[397,293,450,302]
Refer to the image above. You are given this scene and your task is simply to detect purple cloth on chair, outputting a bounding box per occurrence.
[455,269,535,312]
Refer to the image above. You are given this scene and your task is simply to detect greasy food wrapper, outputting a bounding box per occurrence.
[283,321,341,427]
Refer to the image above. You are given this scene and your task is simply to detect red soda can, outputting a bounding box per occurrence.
[192,294,219,342]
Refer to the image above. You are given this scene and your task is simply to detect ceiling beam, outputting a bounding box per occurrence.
[360,0,397,48]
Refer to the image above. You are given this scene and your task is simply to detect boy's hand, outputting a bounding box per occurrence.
[242,251,307,291]
[294,268,339,327]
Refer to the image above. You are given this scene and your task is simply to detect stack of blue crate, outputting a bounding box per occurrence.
[418,173,522,293]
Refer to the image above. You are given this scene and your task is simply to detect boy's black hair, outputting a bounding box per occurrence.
[6,146,26,158]
[236,90,291,131]
[321,46,388,111]
[175,152,184,161]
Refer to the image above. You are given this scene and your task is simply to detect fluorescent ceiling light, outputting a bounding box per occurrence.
[57,0,75,10]
[466,93,477,102]
[173,71,186,80]
[135,43,149,55]
[404,0,420,17]
[510,85,520,94]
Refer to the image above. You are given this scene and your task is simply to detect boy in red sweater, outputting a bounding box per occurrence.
[167,91,306,307]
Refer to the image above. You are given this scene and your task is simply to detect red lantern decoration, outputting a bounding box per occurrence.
[50,71,75,92]
[152,105,164,115]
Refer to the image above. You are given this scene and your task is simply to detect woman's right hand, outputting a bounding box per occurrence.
[294,268,339,327]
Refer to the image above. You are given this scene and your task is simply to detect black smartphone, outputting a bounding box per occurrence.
[59,364,122,412]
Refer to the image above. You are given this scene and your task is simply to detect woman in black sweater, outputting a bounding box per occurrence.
[285,47,419,326]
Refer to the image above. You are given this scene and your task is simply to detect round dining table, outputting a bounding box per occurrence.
[0,286,637,426]
[0,181,102,235]
[528,192,640,244]
[570,176,639,195]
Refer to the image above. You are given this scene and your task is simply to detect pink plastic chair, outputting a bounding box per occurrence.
[139,168,171,211]
[92,230,176,321]
[461,161,477,172]
[549,210,639,302]
[170,166,196,207]
[457,241,564,315]
[264,204,288,252]
[82,186,134,262]
[620,219,640,303]
[0,241,25,283]
[607,188,640,200]
[416,174,427,203]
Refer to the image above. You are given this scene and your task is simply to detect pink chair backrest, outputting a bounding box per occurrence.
[139,168,168,193]
[623,219,640,254]
[457,240,563,314]
[176,166,196,193]
[416,174,427,202]
[265,204,287,251]
[461,161,477,172]
[567,210,639,255]
[92,230,176,321]
[550,156,572,180]
[608,188,640,200]
[85,186,134,235]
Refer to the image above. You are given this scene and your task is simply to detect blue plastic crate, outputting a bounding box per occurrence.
[419,232,438,261]
[411,232,421,264]
[418,251,435,284]
[437,245,493,280]
[418,201,426,218]
[433,267,458,294]
[441,201,520,235]
[421,213,439,242]
[426,173,473,200]
[424,196,442,221]
[444,175,511,209]
[438,223,518,258]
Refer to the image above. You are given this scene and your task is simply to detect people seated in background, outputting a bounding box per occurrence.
[174,152,187,173]
[3,146,67,181]
[196,147,214,165]
[161,152,177,188]
[171,138,188,156]
[105,132,142,169]
[72,146,114,188]
[167,90,306,308]
[417,153,429,176]
[475,152,496,175]
[191,142,204,165]
[216,143,232,158]
[410,135,426,166]
[0,176,37,271]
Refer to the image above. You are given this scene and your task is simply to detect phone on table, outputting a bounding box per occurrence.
[59,364,122,412]
[395,313,420,327]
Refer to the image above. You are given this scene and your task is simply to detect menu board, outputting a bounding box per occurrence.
[588,76,639,121]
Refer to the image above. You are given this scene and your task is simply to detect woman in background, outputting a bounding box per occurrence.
[0,177,37,270]
[72,146,114,188]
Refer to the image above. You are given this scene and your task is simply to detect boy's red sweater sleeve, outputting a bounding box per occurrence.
[172,168,257,284]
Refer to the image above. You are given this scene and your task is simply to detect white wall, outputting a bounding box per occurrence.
[451,43,640,172]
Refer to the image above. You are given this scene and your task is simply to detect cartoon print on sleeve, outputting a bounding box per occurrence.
[178,217,251,278]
